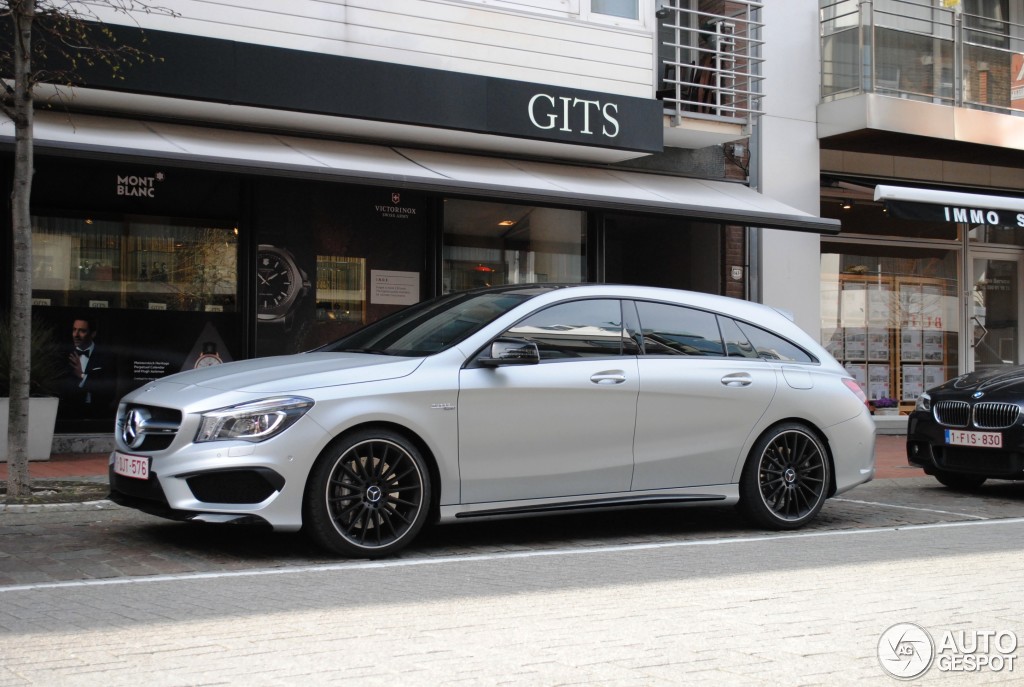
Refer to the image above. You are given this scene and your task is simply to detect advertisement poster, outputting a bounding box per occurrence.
[902,365,924,400]
[845,363,867,392]
[844,327,867,360]
[924,365,946,391]
[37,306,240,434]
[823,328,843,360]
[867,287,892,326]
[901,329,923,362]
[867,330,890,361]
[868,364,891,401]
[253,180,428,356]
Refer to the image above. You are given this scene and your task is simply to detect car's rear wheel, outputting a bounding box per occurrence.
[933,471,987,490]
[738,423,830,529]
[304,429,431,557]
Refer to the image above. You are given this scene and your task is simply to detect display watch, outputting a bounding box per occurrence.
[257,244,310,332]
[194,341,223,369]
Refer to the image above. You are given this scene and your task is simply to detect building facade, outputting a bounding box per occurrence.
[815,0,1024,422]
[2,0,840,440]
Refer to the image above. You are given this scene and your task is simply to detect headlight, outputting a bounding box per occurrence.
[195,396,314,443]
[915,392,931,413]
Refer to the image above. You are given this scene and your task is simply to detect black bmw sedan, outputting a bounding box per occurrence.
[907,366,1024,489]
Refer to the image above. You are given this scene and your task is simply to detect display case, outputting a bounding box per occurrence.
[31,216,238,312]
[824,274,957,414]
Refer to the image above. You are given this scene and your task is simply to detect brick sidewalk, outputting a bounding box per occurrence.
[0,435,915,480]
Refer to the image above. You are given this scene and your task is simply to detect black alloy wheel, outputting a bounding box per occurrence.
[305,429,431,557]
[739,423,830,529]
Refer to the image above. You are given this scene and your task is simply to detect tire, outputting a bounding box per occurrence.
[933,471,987,491]
[738,423,831,530]
[304,429,431,557]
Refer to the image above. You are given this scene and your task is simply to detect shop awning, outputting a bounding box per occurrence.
[875,184,1024,225]
[1,112,839,234]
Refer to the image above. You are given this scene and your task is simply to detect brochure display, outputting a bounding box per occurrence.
[823,275,956,414]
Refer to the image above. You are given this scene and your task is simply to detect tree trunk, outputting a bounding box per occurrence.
[6,0,36,502]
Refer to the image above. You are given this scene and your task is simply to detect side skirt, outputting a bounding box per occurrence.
[439,486,739,524]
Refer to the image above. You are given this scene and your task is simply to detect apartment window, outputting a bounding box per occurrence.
[591,0,638,19]
[964,0,1009,34]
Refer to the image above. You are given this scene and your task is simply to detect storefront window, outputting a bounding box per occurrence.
[821,243,959,410]
[28,213,241,434]
[605,214,726,294]
[442,199,585,293]
[968,221,1024,247]
[32,215,238,312]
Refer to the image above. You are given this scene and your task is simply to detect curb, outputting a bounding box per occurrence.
[0,499,117,514]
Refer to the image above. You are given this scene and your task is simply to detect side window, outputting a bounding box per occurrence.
[636,301,724,356]
[503,299,625,360]
[735,321,817,363]
[719,317,758,358]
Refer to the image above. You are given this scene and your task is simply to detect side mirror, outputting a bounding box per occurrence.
[478,339,540,367]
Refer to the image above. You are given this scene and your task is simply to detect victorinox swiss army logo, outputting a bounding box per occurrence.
[374,192,418,220]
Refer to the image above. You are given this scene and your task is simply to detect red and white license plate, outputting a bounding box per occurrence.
[113,451,150,480]
[944,429,1003,449]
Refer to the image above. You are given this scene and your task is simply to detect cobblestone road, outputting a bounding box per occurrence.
[1,477,1023,686]
[1,476,1022,587]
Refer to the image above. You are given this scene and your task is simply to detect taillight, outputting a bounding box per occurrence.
[842,378,869,408]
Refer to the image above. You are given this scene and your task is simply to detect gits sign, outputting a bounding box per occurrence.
[488,81,662,153]
[527,93,620,138]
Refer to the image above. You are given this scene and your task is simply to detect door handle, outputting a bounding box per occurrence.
[721,372,753,387]
[591,371,626,384]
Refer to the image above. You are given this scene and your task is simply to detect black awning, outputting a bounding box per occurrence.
[875,185,1024,226]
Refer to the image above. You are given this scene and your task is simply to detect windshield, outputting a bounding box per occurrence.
[319,287,554,356]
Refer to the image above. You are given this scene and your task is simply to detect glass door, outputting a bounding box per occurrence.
[969,254,1022,373]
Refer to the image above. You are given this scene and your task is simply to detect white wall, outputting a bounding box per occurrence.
[756,0,823,340]
[93,0,656,97]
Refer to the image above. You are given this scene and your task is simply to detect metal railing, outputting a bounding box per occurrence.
[657,0,765,126]
[820,0,1024,116]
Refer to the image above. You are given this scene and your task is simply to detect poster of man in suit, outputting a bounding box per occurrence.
[60,316,119,422]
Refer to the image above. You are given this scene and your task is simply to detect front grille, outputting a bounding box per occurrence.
[934,401,970,428]
[973,402,1021,430]
[932,400,1021,430]
[117,404,182,452]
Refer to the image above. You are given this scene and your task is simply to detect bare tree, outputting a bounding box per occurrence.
[1,0,171,500]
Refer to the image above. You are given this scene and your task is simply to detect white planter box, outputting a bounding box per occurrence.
[0,397,59,461]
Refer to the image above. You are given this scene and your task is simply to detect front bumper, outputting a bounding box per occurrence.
[108,462,280,526]
[906,412,1024,479]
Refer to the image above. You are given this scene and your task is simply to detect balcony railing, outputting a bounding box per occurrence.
[821,0,1024,116]
[657,1,765,126]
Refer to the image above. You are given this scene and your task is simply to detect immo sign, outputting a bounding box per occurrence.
[944,206,1024,227]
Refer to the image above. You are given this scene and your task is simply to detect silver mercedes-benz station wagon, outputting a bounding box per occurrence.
[110,284,875,557]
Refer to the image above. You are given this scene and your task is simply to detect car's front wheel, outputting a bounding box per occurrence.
[738,423,831,529]
[933,470,987,490]
[304,429,431,557]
